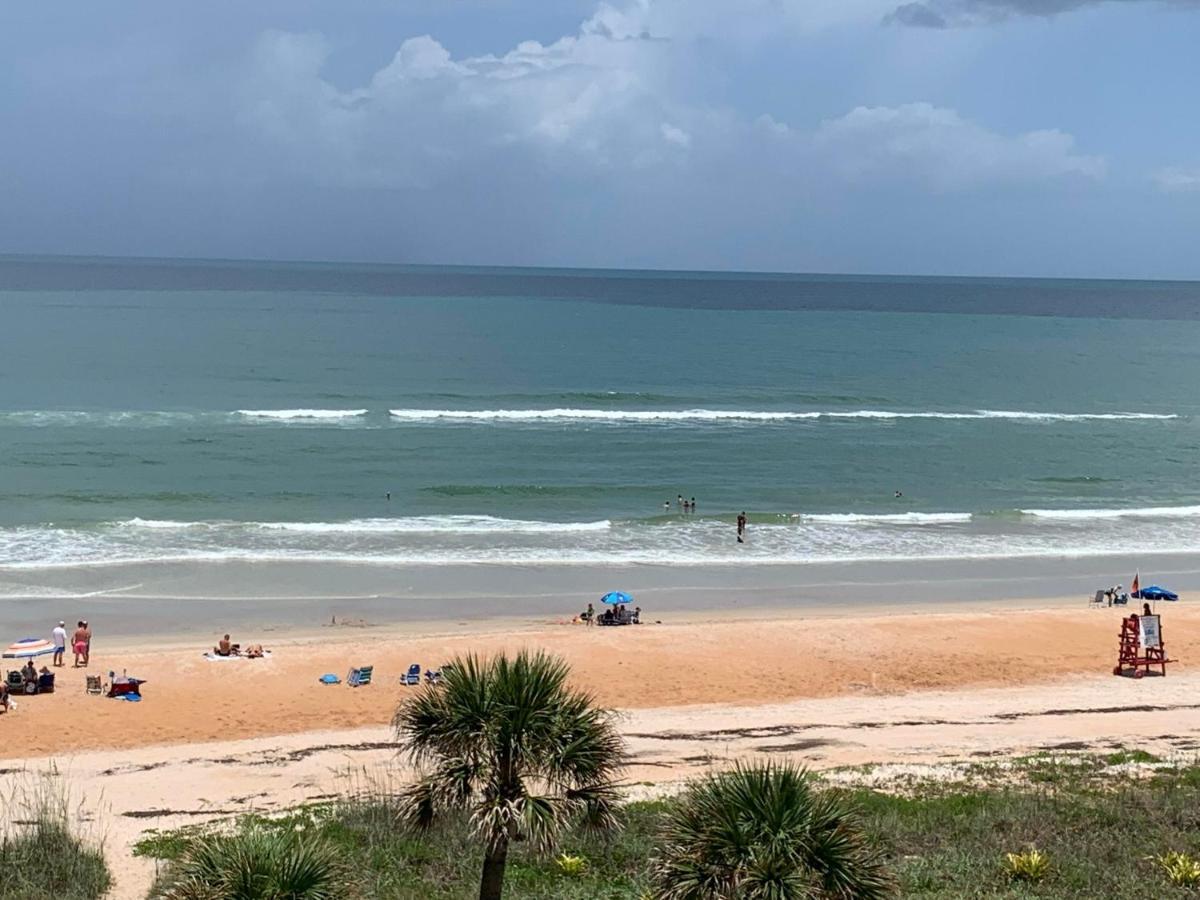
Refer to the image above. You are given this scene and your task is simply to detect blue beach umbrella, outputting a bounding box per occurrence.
[1134,585,1178,602]
[2,637,56,659]
[600,591,633,606]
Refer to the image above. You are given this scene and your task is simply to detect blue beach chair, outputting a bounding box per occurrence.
[347,665,374,687]
[403,663,420,686]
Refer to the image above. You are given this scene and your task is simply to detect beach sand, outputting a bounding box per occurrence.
[3,598,1198,898]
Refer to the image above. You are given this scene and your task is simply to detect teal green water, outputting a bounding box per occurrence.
[2,259,1199,571]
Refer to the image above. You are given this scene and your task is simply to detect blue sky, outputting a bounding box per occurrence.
[2,0,1199,277]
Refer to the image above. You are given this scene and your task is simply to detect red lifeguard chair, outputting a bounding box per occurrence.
[1113,613,1172,678]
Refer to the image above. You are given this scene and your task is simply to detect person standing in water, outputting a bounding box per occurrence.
[736,511,746,543]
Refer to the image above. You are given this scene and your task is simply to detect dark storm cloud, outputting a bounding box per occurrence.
[885,0,1198,27]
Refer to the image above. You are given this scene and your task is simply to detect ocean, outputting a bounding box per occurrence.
[2,255,1200,581]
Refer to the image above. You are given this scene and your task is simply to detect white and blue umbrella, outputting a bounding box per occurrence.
[2,638,56,659]
[600,591,634,605]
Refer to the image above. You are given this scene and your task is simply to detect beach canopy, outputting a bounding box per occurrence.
[600,591,633,606]
[1134,585,1178,601]
[2,638,55,659]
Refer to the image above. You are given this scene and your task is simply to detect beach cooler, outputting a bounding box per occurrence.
[107,672,146,697]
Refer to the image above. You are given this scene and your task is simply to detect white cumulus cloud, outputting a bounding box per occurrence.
[809,102,1105,188]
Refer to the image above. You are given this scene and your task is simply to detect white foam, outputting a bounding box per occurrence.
[388,408,1178,423]
[800,512,972,525]
[116,516,612,535]
[118,518,207,530]
[1020,505,1200,520]
[235,409,368,421]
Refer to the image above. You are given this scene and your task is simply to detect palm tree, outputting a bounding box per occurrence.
[392,650,625,900]
[650,762,892,899]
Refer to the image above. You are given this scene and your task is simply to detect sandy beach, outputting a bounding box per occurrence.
[3,595,1199,897]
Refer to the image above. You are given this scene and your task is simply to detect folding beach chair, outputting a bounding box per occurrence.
[4,671,22,691]
[85,675,103,695]
[347,665,374,687]
[1091,590,1106,607]
[403,663,421,686]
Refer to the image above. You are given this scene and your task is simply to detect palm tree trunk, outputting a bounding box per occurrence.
[479,836,510,900]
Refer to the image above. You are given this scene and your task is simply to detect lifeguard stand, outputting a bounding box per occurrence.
[1113,614,1172,678]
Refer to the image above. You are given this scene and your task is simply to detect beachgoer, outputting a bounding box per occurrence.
[52,620,67,667]
[386,491,391,501]
[245,644,265,659]
[677,494,684,511]
[663,500,670,512]
[0,681,8,712]
[21,659,37,686]
[585,602,595,626]
[691,497,696,512]
[215,634,235,657]
[737,511,747,543]
[1143,603,1152,617]
[894,490,903,498]
[82,620,91,666]
[633,606,641,624]
[72,621,88,668]
[683,499,690,513]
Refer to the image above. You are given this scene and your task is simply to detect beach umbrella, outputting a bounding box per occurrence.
[2,638,55,659]
[1135,585,1179,602]
[600,591,633,605]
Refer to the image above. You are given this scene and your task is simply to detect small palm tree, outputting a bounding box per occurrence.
[151,827,351,899]
[650,762,892,899]
[393,650,625,900]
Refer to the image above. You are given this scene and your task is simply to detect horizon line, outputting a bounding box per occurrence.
[1,250,1198,287]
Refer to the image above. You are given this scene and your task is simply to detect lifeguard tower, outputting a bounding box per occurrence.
[1113,613,1172,678]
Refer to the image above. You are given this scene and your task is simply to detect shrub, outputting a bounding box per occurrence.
[650,762,892,899]
[1004,848,1050,882]
[1156,851,1200,886]
[149,826,354,899]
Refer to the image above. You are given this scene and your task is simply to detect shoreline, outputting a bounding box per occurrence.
[2,551,1194,640]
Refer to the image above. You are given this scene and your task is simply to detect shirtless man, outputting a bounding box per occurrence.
[72,621,88,667]
[214,634,238,656]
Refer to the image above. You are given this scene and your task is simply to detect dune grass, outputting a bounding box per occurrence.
[135,755,1200,899]
[0,779,111,900]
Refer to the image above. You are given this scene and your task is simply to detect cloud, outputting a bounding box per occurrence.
[809,102,1105,188]
[1154,166,1200,192]
[884,0,1198,27]
[232,5,1102,198]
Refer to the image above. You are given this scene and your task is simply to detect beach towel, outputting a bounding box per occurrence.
[203,651,271,661]
[118,693,141,702]
[318,673,341,684]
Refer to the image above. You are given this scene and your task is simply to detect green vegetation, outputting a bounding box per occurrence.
[650,762,891,899]
[0,790,110,900]
[148,826,353,899]
[391,650,625,900]
[135,755,1200,899]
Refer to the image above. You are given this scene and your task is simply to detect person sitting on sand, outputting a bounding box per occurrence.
[21,659,37,687]
[633,606,641,624]
[214,634,240,657]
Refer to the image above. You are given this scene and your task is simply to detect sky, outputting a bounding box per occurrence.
[2,0,1199,278]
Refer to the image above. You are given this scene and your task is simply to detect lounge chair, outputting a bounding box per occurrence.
[1091,590,1106,607]
[347,666,374,687]
[85,675,103,695]
[403,663,421,686]
[5,670,22,691]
